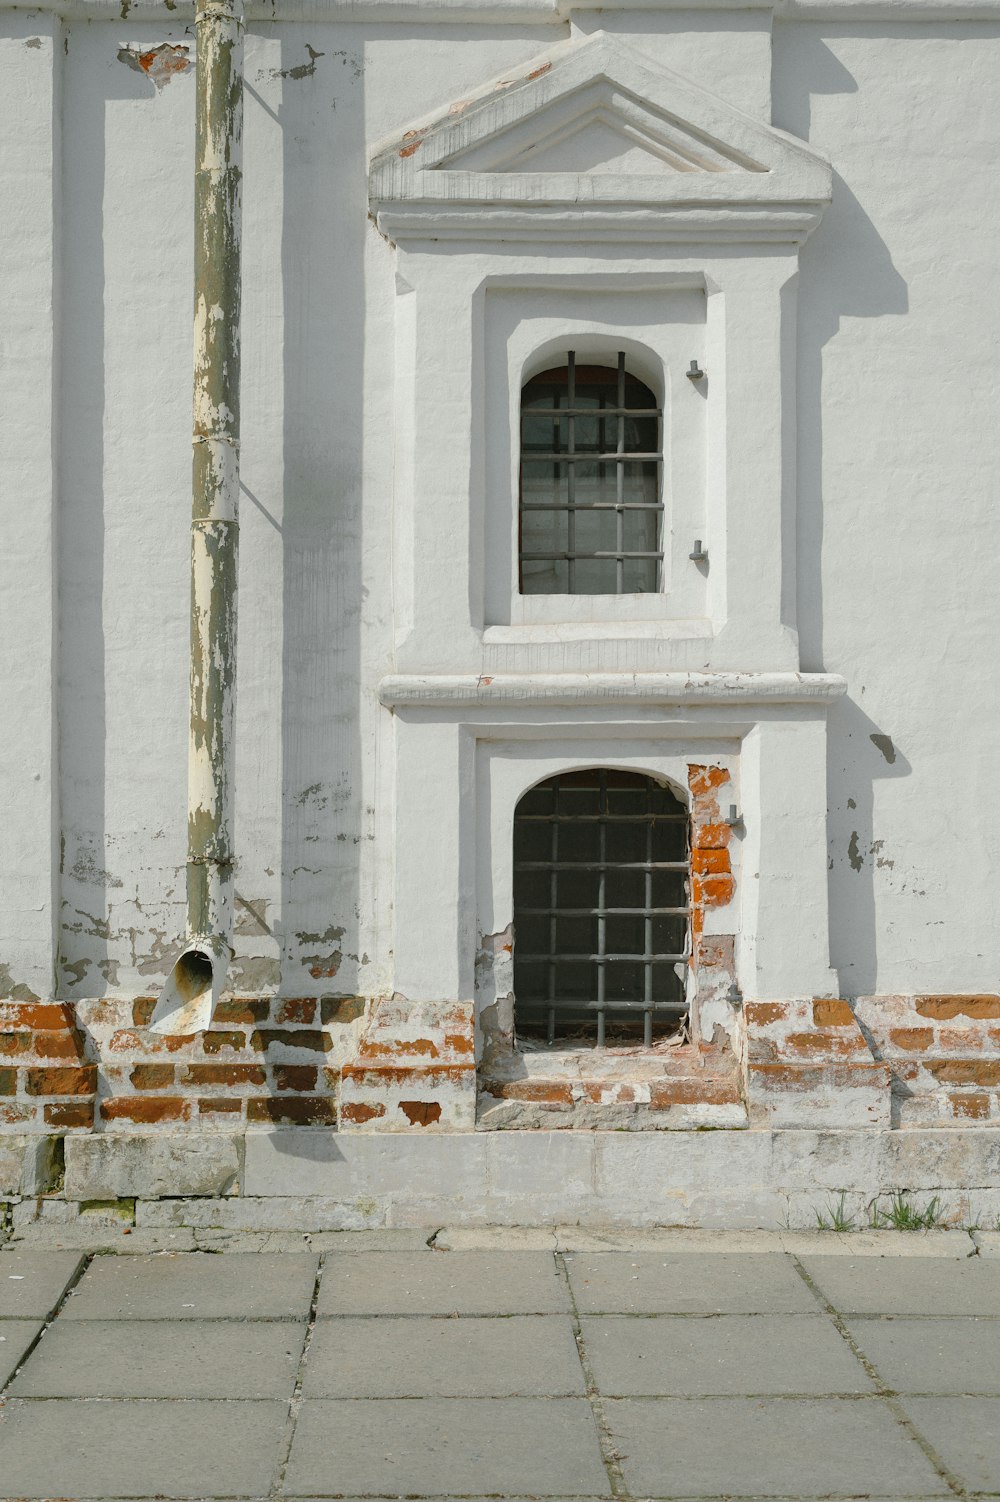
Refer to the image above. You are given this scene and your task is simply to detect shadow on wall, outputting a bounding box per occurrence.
[278,31,366,999]
[826,698,911,996]
[773,34,910,998]
[773,33,910,674]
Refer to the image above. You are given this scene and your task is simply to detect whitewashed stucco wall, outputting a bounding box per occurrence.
[1,2,998,1010]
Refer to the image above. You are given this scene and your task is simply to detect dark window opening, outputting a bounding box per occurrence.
[519,351,663,596]
[512,769,690,1047]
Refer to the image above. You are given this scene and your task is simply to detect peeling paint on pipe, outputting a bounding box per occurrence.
[154,0,243,1035]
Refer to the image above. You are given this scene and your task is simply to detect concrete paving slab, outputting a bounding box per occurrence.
[3,1225,198,1252]
[434,1226,558,1250]
[0,1318,42,1386]
[901,1397,1000,1492]
[0,1249,83,1316]
[315,1251,569,1315]
[801,1255,1000,1315]
[285,1396,609,1496]
[9,1317,307,1397]
[565,1253,817,1314]
[303,1314,585,1397]
[847,1316,1000,1394]
[779,1231,974,1258]
[581,1313,873,1396]
[0,1397,288,1497]
[62,1251,318,1319]
[605,1396,950,1497]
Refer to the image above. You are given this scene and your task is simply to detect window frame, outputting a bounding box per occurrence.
[518,351,665,599]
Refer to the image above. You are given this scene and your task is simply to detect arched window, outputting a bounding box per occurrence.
[519,351,662,596]
[512,769,689,1046]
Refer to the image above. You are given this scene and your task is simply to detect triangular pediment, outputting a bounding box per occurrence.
[369,32,832,245]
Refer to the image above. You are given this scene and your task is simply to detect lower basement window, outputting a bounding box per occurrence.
[512,768,690,1046]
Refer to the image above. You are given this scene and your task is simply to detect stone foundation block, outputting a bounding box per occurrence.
[64,1133,241,1200]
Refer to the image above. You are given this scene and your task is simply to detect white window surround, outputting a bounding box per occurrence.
[372,33,843,1032]
[491,288,707,628]
[381,672,845,1044]
[372,29,832,676]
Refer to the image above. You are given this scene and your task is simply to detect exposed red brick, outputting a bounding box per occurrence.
[399,1100,443,1126]
[0,1067,15,1096]
[108,1029,143,1053]
[483,1079,573,1104]
[247,1096,337,1125]
[100,1096,189,1123]
[214,998,270,1025]
[358,1035,439,1061]
[649,1076,741,1108]
[0,1102,32,1123]
[692,822,731,850]
[274,998,316,1025]
[888,1027,935,1052]
[251,1029,331,1054]
[273,1064,318,1092]
[692,847,731,877]
[202,1030,247,1054]
[951,1092,990,1120]
[812,998,856,1028]
[444,1031,475,1055]
[937,1028,984,1053]
[183,1062,267,1088]
[341,1101,386,1124]
[33,1030,87,1060]
[745,1002,786,1026]
[341,1063,473,1088]
[691,874,734,907]
[785,1033,867,1059]
[24,1065,96,1097]
[688,765,729,798]
[129,1063,174,1090]
[44,1099,94,1128]
[916,996,1000,1021]
[198,1097,243,1116]
[132,997,157,1025]
[0,1002,74,1029]
[749,1061,884,1091]
[927,1060,1000,1087]
[321,996,365,1025]
[0,1031,33,1057]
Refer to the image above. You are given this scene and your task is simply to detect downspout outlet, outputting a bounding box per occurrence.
[151,934,231,1035]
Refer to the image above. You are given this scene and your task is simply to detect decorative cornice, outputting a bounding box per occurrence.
[379,671,849,709]
[369,31,832,247]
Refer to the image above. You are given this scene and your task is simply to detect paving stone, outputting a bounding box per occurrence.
[564,1252,816,1314]
[0,1249,83,1317]
[801,1255,1000,1315]
[4,1225,198,1253]
[285,1397,609,1496]
[0,1397,288,1497]
[605,1396,949,1497]
[9,1318,307,1397]
[902,1397,1000,1492]
[304,1314,585,1397]
[581,1313,873,1395]
[315,1251,569,1315]
[847,1316,1000,1394]
[62,1251,318,1320]
[0,1319,42,1385]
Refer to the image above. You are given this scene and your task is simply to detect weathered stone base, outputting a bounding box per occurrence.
[2,1127,999,1233]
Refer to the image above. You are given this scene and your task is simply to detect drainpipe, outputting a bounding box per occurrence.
[153,0,244,1033]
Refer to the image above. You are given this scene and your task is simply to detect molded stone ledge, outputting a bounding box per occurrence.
[64,1133,242,1200]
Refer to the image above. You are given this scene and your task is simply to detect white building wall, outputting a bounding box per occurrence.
[1,0,997,1012]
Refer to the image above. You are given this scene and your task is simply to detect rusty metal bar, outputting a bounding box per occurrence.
[153,0,243,1033]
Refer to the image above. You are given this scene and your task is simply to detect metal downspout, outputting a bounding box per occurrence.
[153,0,244,1033]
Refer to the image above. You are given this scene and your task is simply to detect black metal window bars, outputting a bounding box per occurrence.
[512,769,690,1046]
[519,351,663,596]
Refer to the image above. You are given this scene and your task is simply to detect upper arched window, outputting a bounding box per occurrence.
[519,351,662,596]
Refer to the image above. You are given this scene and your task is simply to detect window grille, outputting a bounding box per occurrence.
[512,769,690,1046]
[519,351,663,596]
